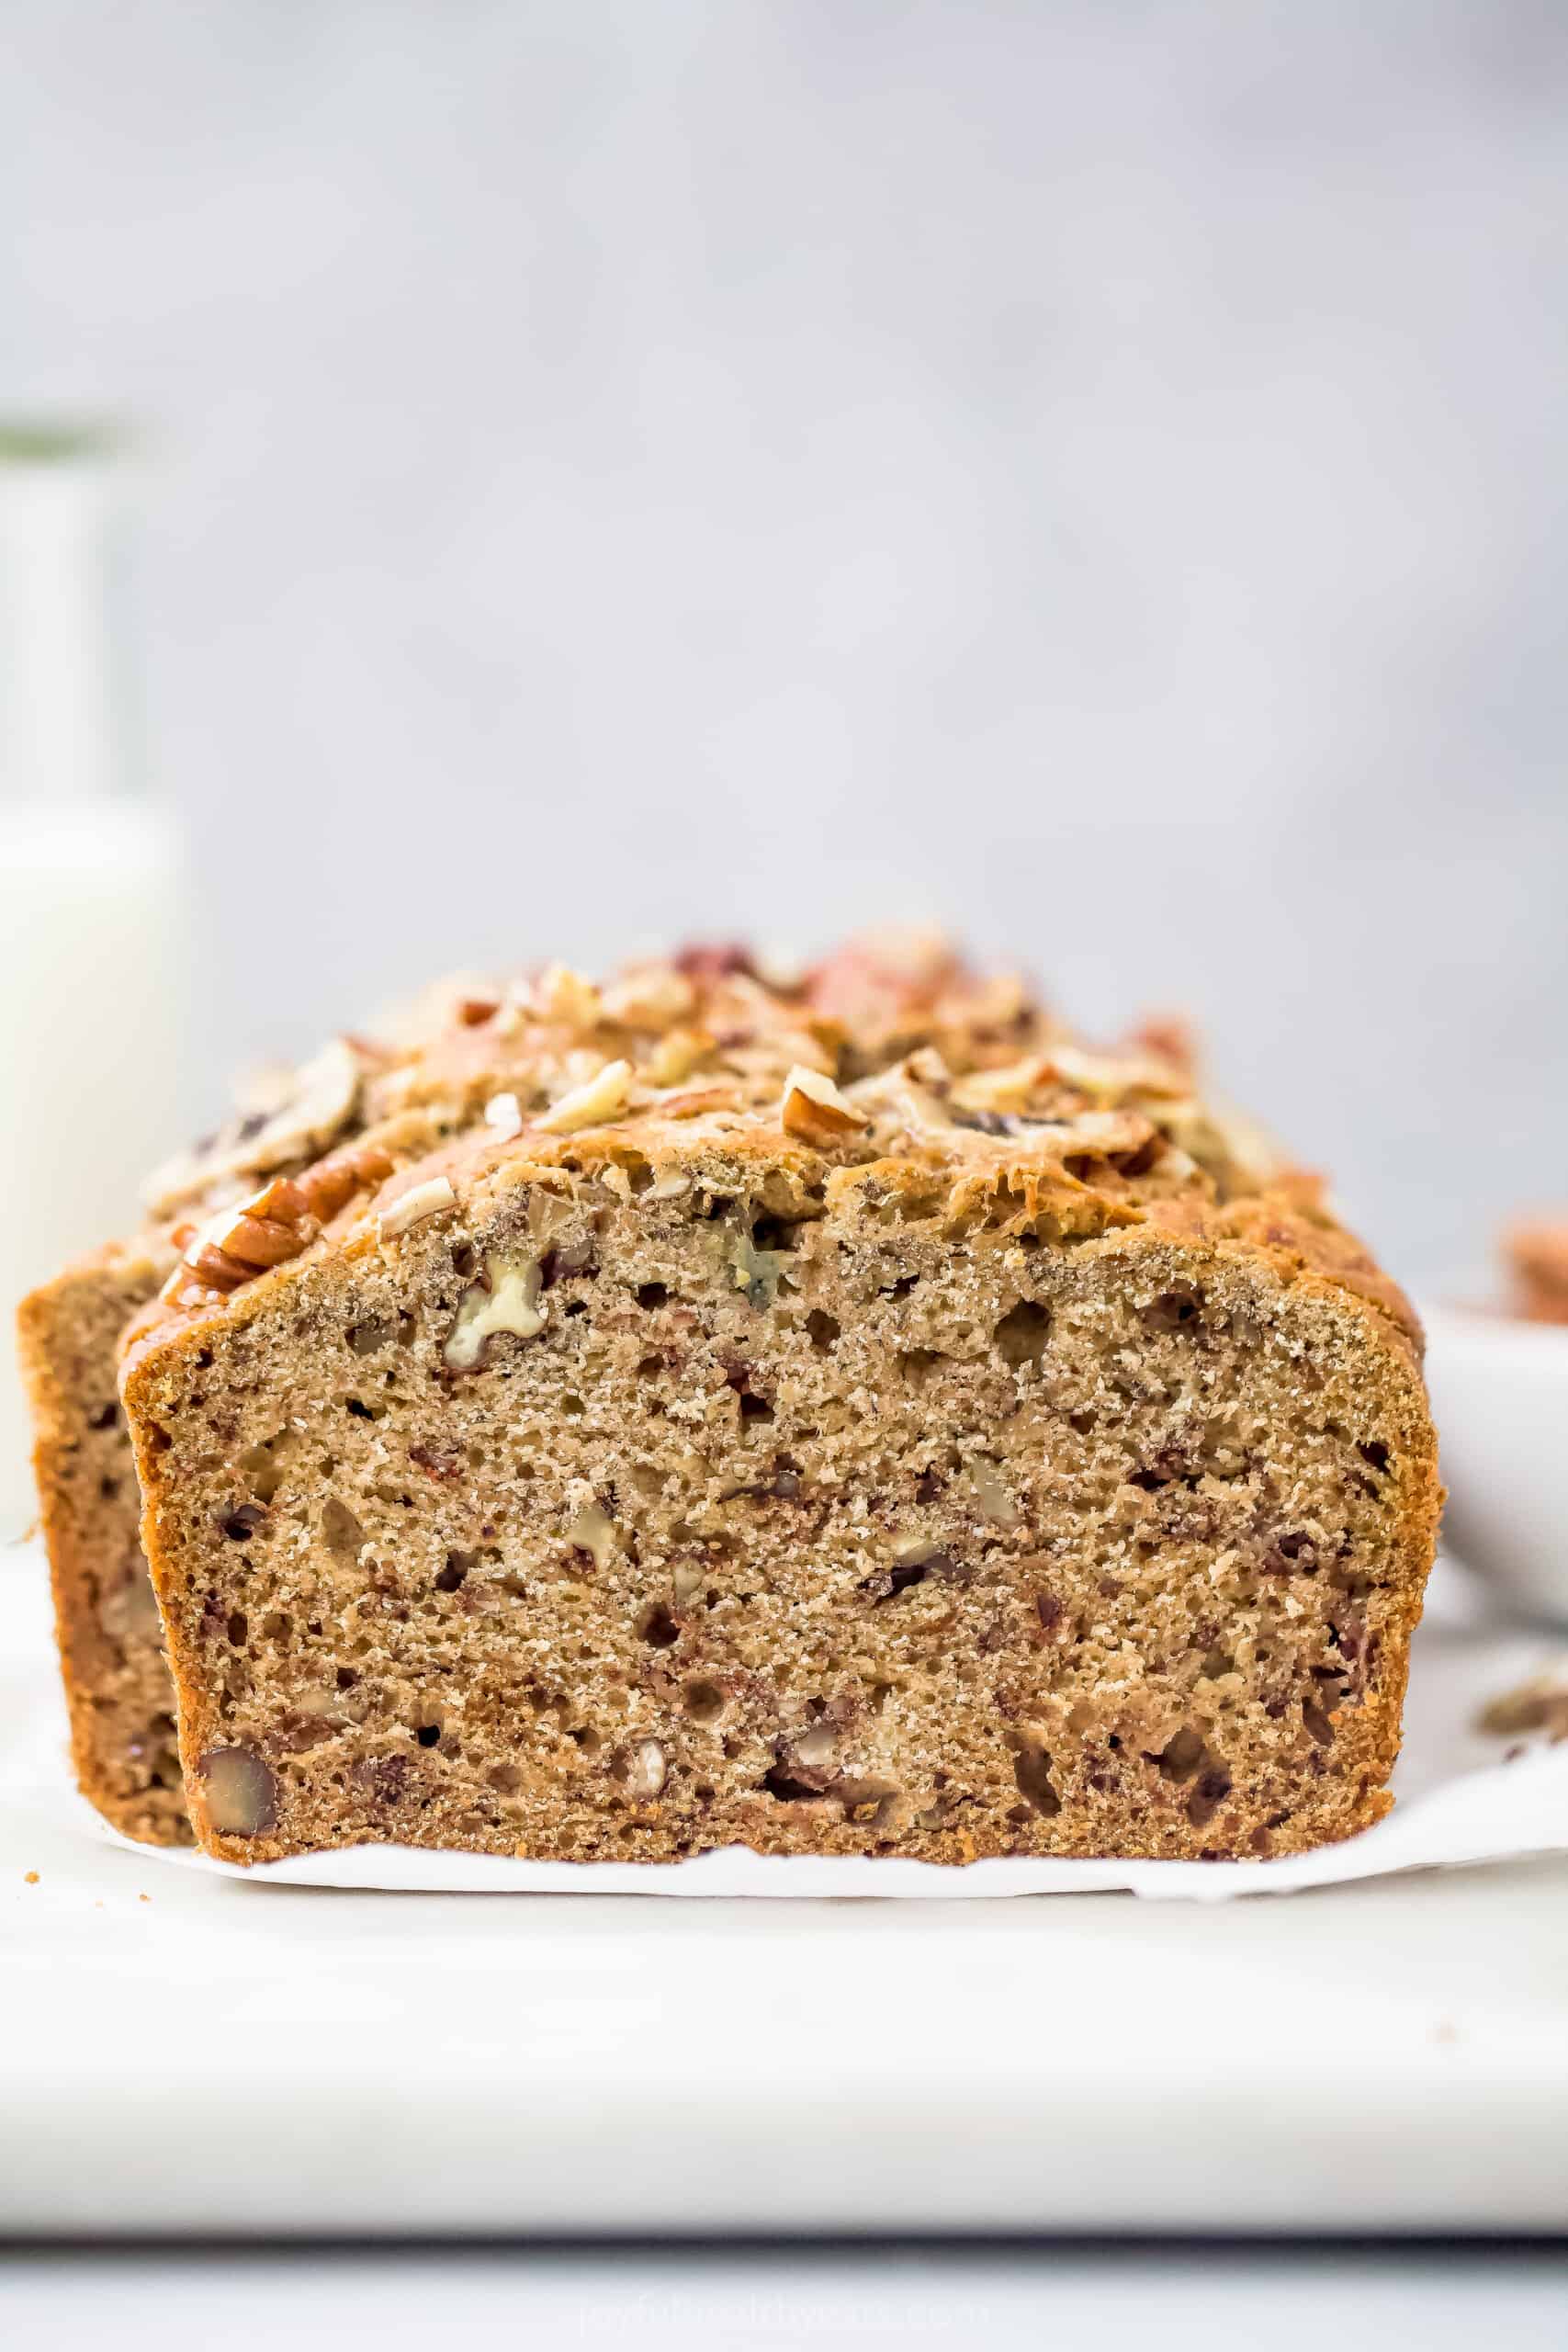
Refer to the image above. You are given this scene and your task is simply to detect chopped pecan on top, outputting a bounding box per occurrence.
[672,942,756,984]
[779,1064,868,1146]
[160,1142,396,1311]
[376,1174,458,1240]
[536,1058,633,1134]
[142,1036,366,1219]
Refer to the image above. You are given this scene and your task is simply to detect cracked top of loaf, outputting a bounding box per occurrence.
[116,929,1418,1372]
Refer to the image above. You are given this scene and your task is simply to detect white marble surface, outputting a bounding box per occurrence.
[6,1557,1568,2240]
[2,2,1567,1272]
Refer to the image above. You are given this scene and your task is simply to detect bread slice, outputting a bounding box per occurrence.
[17,1035,442,1845]
[118,946,1438,1867]
[18,1245,184,1842]
[18,938,1055,1843]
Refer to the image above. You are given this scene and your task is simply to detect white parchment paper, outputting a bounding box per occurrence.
[85,1558,1568,1902]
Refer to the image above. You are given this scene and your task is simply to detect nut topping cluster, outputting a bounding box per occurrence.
[136,933,1282,1335]
[144,1037,367,1220]
[161,1141,396,1311]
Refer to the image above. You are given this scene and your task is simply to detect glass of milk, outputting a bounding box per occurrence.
[0,423,188,1531]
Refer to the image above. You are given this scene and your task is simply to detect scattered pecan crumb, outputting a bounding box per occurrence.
[1476,1667,1568,1741]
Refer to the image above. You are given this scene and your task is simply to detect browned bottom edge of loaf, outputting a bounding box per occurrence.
[125,1155,1439,1868]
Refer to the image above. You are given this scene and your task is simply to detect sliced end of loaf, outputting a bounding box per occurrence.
[17,1255,191,1846]
[125,1141,1438,1866]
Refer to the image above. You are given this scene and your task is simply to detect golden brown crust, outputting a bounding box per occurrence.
[1147,1191,1426,1361]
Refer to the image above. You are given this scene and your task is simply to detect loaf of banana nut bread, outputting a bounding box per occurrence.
[107,935,1440,1868]
[18,940,1059,1844]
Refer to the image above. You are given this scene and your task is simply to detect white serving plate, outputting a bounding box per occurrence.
[1422,1301,1568,1624]
[5,1553,1568,2236]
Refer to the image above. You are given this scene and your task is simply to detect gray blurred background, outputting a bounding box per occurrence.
[3,0,1564,1275]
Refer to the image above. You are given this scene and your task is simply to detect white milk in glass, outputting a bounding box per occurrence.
[0,432,187,1529]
